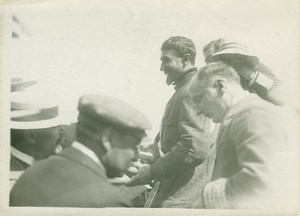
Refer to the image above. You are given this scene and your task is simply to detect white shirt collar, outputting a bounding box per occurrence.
[11,146,35,166]
[72,141,101,165]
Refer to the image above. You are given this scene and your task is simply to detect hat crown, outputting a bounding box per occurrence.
[203,38,249,61]
[203,38,260,68]
[78,94,151,131]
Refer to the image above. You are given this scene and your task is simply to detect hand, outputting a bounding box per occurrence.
[125,165,154,187]
[224,58,255,81]
[125,160,147,178]
[184,129,211,164]
[139,151,154,164]
[236,67,255,81]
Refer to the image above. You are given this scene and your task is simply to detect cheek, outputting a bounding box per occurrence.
[108,149,135,169]
[200,97,212,110]
[41,131,59,150]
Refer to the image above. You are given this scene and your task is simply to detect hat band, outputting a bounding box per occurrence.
[11,116,61,129]
[11,106,59,122]
[218,42,247,52]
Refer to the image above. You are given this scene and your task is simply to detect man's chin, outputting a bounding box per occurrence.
[212,116,222,123]
[107,169,124,178]
[166,77,174,85]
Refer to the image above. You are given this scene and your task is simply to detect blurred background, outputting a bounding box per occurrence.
[2,0,299,140]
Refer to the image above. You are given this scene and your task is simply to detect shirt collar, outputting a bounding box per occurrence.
[72,141,101,165]
[11,146,35,166]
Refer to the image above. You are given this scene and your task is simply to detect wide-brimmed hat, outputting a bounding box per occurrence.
[11,77,37,92]
[11,91,60,130]
[203,38,260,69]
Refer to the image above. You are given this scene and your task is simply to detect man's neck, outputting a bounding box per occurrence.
[183,65,196,74]
[173,66,197,87]
[228,86,250,108]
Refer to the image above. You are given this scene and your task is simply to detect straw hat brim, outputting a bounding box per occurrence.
[11,116,61,130]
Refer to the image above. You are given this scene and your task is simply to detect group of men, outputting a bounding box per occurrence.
[9,36,297,209]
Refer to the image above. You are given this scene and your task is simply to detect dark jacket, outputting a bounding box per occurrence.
[10,152,32,189]
[149,68,215,207]
[10,147,131,207]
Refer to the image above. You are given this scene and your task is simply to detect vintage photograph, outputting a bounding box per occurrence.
[0,0,299,215]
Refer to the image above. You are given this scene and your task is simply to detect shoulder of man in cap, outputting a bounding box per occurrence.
[78,94,151,131]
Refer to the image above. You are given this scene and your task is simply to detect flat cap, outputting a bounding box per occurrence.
[77,94,151,131]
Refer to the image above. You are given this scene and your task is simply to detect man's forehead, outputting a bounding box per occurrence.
[161,49,179,58]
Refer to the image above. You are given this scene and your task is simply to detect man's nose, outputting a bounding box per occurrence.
[132,148,139,161]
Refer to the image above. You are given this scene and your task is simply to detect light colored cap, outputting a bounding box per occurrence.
[203,38,260,69]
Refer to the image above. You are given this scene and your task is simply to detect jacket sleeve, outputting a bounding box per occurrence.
[150,96,211,179]
[200,106,285,209]
[250,64,287,106]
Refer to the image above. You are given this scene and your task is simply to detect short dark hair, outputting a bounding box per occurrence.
[193,61,241,88]
[161,36,196,64]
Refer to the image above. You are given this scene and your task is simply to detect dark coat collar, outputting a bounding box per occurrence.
[174,67,197,91]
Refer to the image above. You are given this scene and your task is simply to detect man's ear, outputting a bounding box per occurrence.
[214,79,226,96]
[24,130,36,145]
[101,128,113,151]
[182,54,192,66]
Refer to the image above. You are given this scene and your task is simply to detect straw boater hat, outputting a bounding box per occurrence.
[203,38,260,69]
[11,91,60,130]
[11,78,37,92]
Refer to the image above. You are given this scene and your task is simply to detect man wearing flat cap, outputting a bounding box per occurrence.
[10,94,151,207]
[10,90,61,189]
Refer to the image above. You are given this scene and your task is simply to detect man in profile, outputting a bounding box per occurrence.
[10,94,151,207]
[10,90,61,189]
[127,36,213,208]
[189,62,297,209]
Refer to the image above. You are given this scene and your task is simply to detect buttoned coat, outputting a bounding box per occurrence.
[10,146,131,207]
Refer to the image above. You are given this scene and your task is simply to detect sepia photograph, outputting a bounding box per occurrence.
[0,0,299,215]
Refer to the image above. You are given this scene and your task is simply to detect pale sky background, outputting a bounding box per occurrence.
[2,0,299,139]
